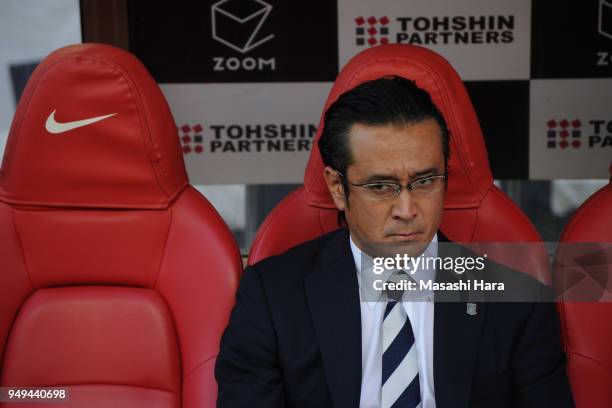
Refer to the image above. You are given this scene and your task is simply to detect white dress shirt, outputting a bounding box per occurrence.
[351,234,437,408]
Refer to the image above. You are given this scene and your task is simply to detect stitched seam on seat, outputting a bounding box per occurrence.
[11,208,35,290]
[111,57,173,199]
[89,56,172,201]
[189,186,241,263]
[567,351,612,376]
[178,187,242,379]
[1,207,36,369]
[152,202,185,388]
[183,354,217,380]
[154,205,174,290]
[560,185,609,241]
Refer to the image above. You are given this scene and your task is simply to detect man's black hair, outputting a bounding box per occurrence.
[318,75,451,204]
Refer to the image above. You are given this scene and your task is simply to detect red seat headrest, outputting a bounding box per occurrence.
[248,44,545,271]
[559,160,612,243]
[0,43,187,209]
[304,44,492,211]
[555,162,612,406]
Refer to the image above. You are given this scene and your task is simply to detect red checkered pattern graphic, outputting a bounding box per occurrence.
[178,123,205,154]
[355,16,390,47]
[546,118,582,149]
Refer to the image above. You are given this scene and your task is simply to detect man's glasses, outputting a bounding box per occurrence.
[336,171,446,200]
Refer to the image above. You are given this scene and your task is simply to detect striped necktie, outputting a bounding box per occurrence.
[382,272,421,408]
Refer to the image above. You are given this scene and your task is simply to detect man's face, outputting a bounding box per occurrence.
[324,118,446,257]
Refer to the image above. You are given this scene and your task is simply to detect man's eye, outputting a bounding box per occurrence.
[365,183,395,192]
[414,178,434,187]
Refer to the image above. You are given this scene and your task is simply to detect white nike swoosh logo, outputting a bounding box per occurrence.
[45,110,117,134]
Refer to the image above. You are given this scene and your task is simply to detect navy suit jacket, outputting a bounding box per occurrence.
[215,228,574,407]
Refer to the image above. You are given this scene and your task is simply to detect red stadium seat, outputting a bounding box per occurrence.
[0,44,242,408]
[555,161,612,408]
[248,44,548,282]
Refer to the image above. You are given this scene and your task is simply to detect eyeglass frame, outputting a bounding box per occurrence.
[335,170,447,200]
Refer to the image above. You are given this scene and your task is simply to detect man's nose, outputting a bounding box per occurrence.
[391,189,418,220]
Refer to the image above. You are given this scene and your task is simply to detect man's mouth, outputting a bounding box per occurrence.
[386,232,422,241]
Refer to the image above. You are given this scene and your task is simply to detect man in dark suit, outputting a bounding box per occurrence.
[215,76,575,407]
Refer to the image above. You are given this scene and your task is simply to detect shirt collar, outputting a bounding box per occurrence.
[350,233,438,308]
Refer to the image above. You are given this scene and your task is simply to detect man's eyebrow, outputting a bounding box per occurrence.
[412,168,441,178]
[364,174,400,182]
[364,168,442,183]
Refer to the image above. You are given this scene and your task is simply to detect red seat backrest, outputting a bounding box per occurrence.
[0,44,242,408]
[248,44,547,282]
[555,162,612,407]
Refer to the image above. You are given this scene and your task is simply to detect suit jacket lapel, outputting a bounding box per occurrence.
[304,229,362,408]
[434,232,486,408]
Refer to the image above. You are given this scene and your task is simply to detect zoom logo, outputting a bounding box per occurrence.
[211,0,276,72]
[599,0,612,40]
[596,0,612,66]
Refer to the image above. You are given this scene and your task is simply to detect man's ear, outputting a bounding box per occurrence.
[323,167,346,211]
